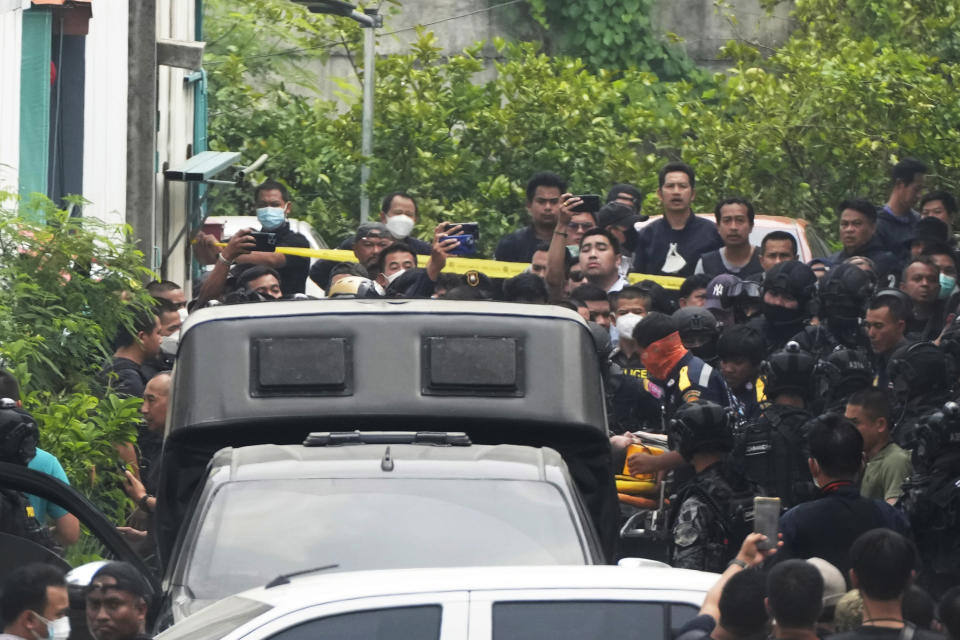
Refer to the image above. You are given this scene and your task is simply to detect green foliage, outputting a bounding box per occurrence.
[527,0,698,79]
[205,0,960,251]
[0,196,157,392]
[204,0,361,230]
[0,193,154,554]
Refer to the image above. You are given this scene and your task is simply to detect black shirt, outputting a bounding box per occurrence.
[269,222,311,296]
[100,357,149,398]
[774,482,911,582]
[494,226,543,263]
[633,214,723,277]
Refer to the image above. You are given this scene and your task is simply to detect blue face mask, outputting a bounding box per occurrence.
[940,273,956,299]
[256,206,285,230]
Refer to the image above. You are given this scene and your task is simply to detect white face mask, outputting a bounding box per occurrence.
[615,312,644,340]
[33,612,70,640]
[160,331,179,356]
[385,214,415,239]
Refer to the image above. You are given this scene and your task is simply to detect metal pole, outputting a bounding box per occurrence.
[359,9,380,223]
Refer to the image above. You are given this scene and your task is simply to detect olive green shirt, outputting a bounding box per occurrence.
[860,442,912,502]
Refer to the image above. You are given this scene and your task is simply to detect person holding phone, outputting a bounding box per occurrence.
[194,180,310,296]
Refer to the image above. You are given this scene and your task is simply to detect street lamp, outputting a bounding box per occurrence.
[292,0,382,222]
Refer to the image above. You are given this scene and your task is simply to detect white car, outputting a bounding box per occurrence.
[200,216,329,298]
[155,565,716,640]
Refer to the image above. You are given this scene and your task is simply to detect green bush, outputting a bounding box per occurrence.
[0,193,156,559]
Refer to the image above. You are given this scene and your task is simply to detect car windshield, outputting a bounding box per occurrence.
[182,478,585,601]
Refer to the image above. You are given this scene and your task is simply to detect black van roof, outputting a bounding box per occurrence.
[170,299,607,438]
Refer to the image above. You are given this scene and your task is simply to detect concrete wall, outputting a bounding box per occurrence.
[310,0,794,102]
[0,6,23,202]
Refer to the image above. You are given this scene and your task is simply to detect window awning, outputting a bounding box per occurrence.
[31,0,91,34]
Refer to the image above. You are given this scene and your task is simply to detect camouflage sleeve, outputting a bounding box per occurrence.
[671,495,712,571]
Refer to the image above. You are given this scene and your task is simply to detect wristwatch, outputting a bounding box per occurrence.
[217,252,233,266]
[139,494,154,513]
[727,558,748,570]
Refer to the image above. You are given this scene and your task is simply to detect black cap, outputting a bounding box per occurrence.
[89,562,152,601]
[597,202,646,228]
[353,222,390,243]
[633,312,678,347]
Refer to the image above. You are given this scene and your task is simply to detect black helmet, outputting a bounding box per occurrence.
[674,307,720,363]
[886,342,952,402]
[760,341,817,399]
[0,398,39,465]
[763,260,817,303]
[669,400,734,461]
[674,307,719,338]
[813,348,875,410]
[819,263,877,319]
[910,401,960,470]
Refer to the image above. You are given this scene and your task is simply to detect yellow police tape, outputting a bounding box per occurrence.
[219,243,685,290]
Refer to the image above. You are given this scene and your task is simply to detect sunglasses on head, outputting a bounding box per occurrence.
[569,271,585,282]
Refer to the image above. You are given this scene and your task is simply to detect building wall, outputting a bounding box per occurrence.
[82,0,128,229]
[156,0,197,285]
[0,7,22,202]
[313,0,794,100]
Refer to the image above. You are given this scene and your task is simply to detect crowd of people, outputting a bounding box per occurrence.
[4,157,960,638]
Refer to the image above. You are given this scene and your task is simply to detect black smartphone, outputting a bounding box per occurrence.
[571,194,601,213]
[250,231,277,253]
[754,496,781,550]
[443,222,480,241]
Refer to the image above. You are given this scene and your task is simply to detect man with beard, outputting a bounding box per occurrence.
[747,261,818,353]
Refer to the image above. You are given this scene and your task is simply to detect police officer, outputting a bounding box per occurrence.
[733,342,816,508]
[793,262,876,356]
[716,325,766,424]
[626,313,731,477]
[668,400,758,572]
[633,312,730,418]
[811,347,875,413]
[899,401,960,597]
[886,341,953,447]
[748,261,818,353]
[674,306,720,366]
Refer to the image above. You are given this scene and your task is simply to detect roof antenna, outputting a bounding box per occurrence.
[381,446,394,471]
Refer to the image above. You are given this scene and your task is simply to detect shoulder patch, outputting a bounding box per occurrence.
[679,366,691,391]
[682,389,702,403]
[698,363,712,388]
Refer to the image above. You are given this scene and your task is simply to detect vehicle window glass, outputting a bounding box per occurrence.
[154,596,273,640]
[184,479,584,602]
[669,603,699,638]
[267,605,441,640]
[492,600,663,640]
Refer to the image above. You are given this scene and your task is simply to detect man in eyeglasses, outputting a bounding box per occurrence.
[85,563,152,640]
